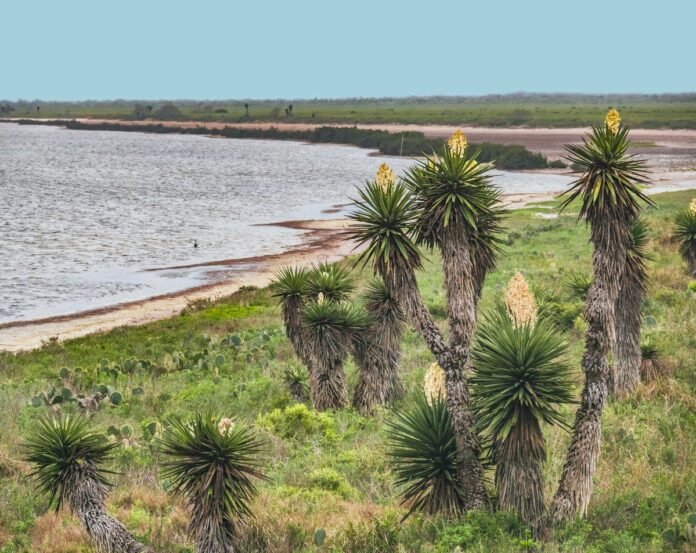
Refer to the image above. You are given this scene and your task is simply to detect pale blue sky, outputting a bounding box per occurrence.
[2,0,694,101]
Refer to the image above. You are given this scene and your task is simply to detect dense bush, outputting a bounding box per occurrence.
[152,103,184,120]
[475,142,549,169]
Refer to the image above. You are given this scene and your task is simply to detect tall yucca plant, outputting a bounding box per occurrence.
[404,140,505,508]
[405,145,505,300]
[613,218,650,397]
[673,204,696,275]
[272,266,313,368]
[350,179,422,284]
[349,178,441,393]
[472,309,573,529]
[388,394,466,518]
[24,415,150,553]
[303,300,369,410]
[350,144,504,510]
[405,147,505,290]
[552,112,652,522]
[353,278,405,413]
[159,414,267,553]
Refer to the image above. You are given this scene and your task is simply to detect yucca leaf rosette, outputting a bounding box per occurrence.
[472,309,573,526]
[159,414,267,552]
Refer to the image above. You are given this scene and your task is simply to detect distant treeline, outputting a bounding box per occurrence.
[5,119,561,170]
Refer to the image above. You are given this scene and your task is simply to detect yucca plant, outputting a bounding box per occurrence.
[303,300,369,410]
[284,365,309,402]
[673,204,696,275]
[613,218,650,397]
[533,286,563,324]
[405,143,505,299]
[158,414,267,553]
[306,262,355,302]
[350,143,505,510]
[640,340,664,382]
[562,270,593,301]
[472,309,573,530]
[552,110,653,522]
[350,178,422,288]
[353,278,406,413]
[403,138,506,508]
[388,394,466,518]
[24,415,150,553]
[272,266,313,368]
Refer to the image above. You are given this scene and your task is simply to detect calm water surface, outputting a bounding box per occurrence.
[0,123,573,323]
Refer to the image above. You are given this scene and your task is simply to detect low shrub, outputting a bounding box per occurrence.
[256,403,336,441]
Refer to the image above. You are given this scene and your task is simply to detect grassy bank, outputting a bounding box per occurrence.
[3,94,696,128]
[0,191,694,552]
[4,120,559,170]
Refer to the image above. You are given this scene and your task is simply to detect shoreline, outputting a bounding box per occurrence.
[0,219,354,353]
[4,184,693,353]
[3,182,696,353]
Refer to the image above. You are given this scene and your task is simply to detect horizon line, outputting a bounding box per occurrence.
[3,91,696,104]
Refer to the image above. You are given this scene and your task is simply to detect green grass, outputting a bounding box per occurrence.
[4,94,696,128]
[0,191,695,552]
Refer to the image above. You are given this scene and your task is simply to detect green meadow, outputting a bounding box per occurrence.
[0,190,694,552]
[4,94,696,128]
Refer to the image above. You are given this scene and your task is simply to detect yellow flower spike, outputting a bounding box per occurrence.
[605,108,621,135]
[423,362,446,404]
[317,292,325,304]
[689,198,696,214]
[447,130,468,157]
[504,271,538,327]
[375,163,396,191]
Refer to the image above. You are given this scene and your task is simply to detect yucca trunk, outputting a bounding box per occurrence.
[191,501,235,553]
[495,418,546,532]
[551,223,629,521]
[383,259,487,510]
[352,337,401,414]
[612,268,645,397]
[687,250,696,276]
[304,302,364,411]
[280,297,313,369]
[439,230,488,510]
[353,291,404,413]
[68,462,150,553]
[195,532,234,553]
[309,347,348,411]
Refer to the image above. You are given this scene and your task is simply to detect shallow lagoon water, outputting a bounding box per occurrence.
[0,123,573,323]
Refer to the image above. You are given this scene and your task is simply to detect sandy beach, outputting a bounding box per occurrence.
[2,122,696,353]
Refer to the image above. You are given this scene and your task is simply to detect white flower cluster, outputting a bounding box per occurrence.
[504,272,537,327]
[423,362,446,403]
[218,417,235,436]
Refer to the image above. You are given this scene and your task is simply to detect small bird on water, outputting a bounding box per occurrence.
[193,240,198,248]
